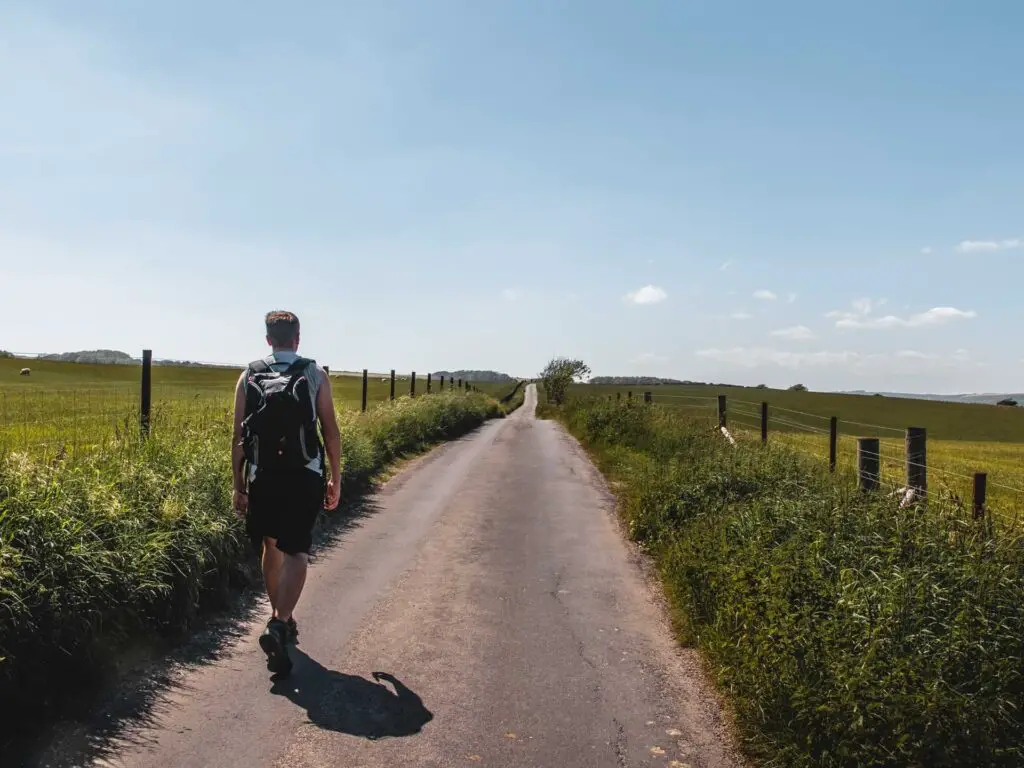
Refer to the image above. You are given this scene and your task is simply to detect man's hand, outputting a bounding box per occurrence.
[325,478,341,511]
[233,489,248,518]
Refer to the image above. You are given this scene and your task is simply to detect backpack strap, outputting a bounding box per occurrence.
[248,359,271,375]
[286,357,315,372]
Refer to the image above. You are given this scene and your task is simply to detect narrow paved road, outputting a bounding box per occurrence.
[62,385,742,768]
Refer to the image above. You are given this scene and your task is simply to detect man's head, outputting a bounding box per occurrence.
[265,310,300,350]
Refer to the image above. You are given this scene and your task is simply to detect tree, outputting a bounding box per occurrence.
[997,398,1018,407]
[788,383,808,392]
[539,356,591,405]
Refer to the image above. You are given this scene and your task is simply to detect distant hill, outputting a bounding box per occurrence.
[432,370,514,382]
[29,349,238,368]
[588,376,724,386]
[842,390,1024,406]
[39,349,136,365]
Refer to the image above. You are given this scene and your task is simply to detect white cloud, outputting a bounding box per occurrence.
[825,297,972,330]
[836,306,976,330]
[754,289,777,301]
[624,285,667,305]
[851,297,875,315]
[920,246,932,255]
[771,325,816,340]
[956,239,1021,253]
[730,312,753,320]
[787,292,798,304]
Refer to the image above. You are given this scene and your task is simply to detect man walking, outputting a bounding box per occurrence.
[232,310,342,677]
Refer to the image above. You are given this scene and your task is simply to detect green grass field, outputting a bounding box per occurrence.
[570,382,1024,522]
[551,395,1024,766]
[0,358,515,456]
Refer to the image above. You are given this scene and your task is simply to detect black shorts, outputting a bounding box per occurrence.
[245,467,325,555]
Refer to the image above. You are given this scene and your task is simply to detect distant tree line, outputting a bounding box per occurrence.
[432,370,514,382]
[588,376,734,386]
[40,350,136,364]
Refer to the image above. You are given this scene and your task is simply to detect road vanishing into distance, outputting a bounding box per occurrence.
[39,385,743,768]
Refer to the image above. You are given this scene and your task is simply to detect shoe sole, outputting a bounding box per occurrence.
[259,629,292,676]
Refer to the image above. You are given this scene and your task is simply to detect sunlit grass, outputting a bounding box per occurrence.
[0,358,518,457]
[554,396,1024,767]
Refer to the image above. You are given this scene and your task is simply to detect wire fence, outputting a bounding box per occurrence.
[1,353,499,459]
[604,388,1024,527]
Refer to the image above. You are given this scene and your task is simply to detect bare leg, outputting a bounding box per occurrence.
[273,552,308,623]
[261,537,284,614]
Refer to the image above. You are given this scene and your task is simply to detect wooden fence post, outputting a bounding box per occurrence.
[411,372,416,397]
[427,372,432,394]
[829,417,838,472]
[627,391,632,401]
[644,391,652,403]
[440,375,445,391]
[973,472,987,520]
[459,378,463,389]
[323,365,329,375]
[390,369,395,400]
[760,402,768,443]
[140,349,152,437]
[616,392,621,402]
[718,395,727,429]
[858,438,880,492]
[362,369,368,412]
[906,427,927,501]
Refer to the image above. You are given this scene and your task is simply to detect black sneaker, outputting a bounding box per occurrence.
[286,617,298,645]
[258,618,292,676]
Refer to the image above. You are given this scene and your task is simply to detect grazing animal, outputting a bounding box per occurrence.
[19,367,30,376]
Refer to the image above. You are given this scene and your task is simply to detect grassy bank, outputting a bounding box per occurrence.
[0,390,503,745]
[551,396,1024,767]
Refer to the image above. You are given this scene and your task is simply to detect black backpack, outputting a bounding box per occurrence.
[240,357,323,474]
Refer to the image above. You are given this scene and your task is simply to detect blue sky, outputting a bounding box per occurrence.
[2,1,1022,393]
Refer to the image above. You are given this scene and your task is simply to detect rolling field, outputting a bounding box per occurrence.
[0,358,516,456]
[570,382,1024,522]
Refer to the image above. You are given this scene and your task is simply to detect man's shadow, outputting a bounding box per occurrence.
[269,649,433,740]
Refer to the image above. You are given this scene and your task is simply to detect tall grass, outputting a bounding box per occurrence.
[556,397,1024,767]
[0,391,503,740]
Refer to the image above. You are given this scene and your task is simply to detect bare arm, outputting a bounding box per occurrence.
[316,369,342,506]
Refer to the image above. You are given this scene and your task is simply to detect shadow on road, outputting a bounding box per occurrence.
[270,649,433,740]
[18,496,385,768]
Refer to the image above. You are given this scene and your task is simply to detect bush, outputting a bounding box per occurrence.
[0,391,501,741]
[539,357,590,405]
[557,397,1024,767]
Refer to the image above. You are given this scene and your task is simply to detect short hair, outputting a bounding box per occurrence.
[265,310,300,346]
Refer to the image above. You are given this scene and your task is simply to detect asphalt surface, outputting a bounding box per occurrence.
[62,385,743,768]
